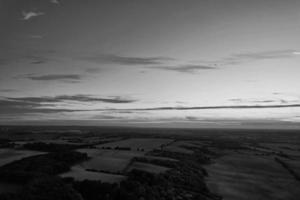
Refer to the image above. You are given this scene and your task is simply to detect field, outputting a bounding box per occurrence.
[0,148,45,167]
[205,140,300,200]
[164,140,197,154]
[96,138,173,152]
[77,149,144,172]
[126,161,170,174]
[59,138,174,182]
[60,166,126,183]
[0,126,299,200]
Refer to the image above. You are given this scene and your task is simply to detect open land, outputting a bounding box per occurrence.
[0,126,299,200]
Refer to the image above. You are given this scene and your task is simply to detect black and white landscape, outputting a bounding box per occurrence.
[0,0,300,200]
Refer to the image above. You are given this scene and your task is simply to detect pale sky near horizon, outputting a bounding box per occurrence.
[1,0,300,128]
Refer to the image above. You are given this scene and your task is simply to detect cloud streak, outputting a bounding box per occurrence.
[0,102,85,114]
[101,103,300,112]
[6,95,136,104]
[21,11,45,20]
[80,54,172,65]
[151,64,217,73]
[50,0,60,5]
[1,96,300,120]
[0,89,18,93]
[0,94,136,115]
[22,74,83,83]
[211,49,298,66]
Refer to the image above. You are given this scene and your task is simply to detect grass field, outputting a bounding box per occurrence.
[60,166,126,183]
[164,140,196,154]
[126,161,170,174]
[205,153,300,200]
[73,138,175,176]
[0,148,45,167]
[77,148,144,172]
[68,138,175,181]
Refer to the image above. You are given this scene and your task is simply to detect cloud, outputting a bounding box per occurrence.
[85,68,101,73]
[25,55,51,65]
[0,52,54,66]
[102,103,300,112]
[203,49,298,67]
[23,74,83,83]
[21,11,45,20]
[80,54,172,65]
[5,95,136,104]
[0,100,86,114]
[29,35,43,39]
[228,97,298,105]
[152,64,217,73]
[50,0,60,4]
[185,116,198,121]
[91,115,125,120]
[233,50,295,60]
[229,98,276,103]
[0,89,18,93]
[31,60,47,64]
[53,95,136,103]
[0,94,135,115]
[0,98,55,114]
[79,50,294,73]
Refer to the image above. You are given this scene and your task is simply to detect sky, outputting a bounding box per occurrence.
[1,0,300,128]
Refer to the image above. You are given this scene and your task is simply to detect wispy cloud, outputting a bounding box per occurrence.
[212,49,298,66]
[25,55,51,65]
[50,0,60,5]
[0,94,136,114]
[91,115,125,120]
[0,51,54,66]
[5,95,136,104]
[80,54,172,65]
[229,98,276,103]
[0,89,18,93]
[152,64,217,73]
[233,50,295,60]
[185,116,198,121]
[0,99,86,114]
[85,68,101,73]
[29,35,43,39]
[21,11,45,20]
[229,97,295,105]
[101,103,300,112]
[22,74,83,83]
[31,60,47,64]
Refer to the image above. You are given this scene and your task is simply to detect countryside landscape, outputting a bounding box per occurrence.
[0,126,299,200]
[1,0,300,199]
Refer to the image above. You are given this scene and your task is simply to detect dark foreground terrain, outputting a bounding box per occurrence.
[0,126,299,200]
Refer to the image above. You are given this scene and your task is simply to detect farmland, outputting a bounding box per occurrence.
[205,138,300,200]
[0,148,45,167]
[0,126,299,200]
[60,166,126,183]
[96,138,173,152]
[60,138,175,181]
